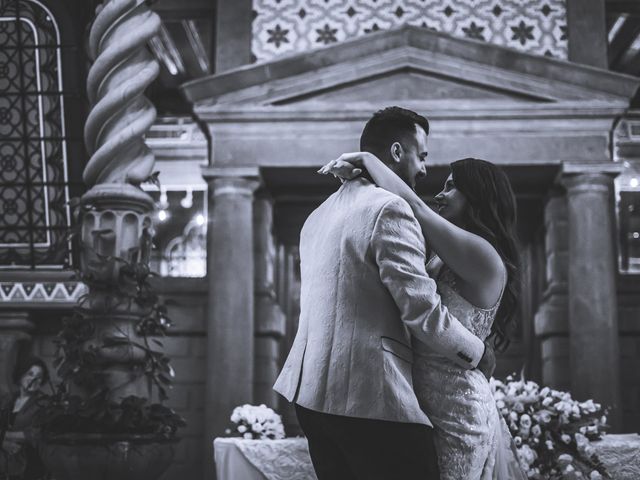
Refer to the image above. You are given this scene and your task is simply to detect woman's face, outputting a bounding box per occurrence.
[20,365,44,394]
[435,173,468,225]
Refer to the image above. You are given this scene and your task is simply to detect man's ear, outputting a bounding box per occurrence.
[390,142,403,163]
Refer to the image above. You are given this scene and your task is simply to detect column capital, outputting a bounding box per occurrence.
[0,311,34,333]
[559,163,622,193]
[202,167,261,197]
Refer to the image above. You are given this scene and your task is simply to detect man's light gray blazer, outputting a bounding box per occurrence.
[273,178,485,426]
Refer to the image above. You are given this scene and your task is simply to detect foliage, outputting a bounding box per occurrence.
[35,394,184,439]
[35,201,185,439]
[492,374,610,479]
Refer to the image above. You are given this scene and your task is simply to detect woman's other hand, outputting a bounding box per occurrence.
[318,152,377,180]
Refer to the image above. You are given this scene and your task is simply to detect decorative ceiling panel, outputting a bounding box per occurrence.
[252,0,568,62]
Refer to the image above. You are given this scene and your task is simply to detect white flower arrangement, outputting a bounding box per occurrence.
[492,374,610,479]
[225,403,286,440]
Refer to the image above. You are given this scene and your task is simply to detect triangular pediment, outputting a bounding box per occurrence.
[273,68,538,105]
[182,26,638,109]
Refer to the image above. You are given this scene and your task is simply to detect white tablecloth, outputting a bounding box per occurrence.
[214,437,317,480]
[593,433,640,480]
[213,434,640,480]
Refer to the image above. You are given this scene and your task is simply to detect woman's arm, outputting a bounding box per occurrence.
[321,153,503,287]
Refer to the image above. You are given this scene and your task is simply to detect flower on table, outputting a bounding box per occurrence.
[558,453,573,466]
[252,422,264,433]
[519,414,532,429]
[226,404,286,440]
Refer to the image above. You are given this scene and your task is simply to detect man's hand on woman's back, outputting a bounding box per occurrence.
[477,340,496,380]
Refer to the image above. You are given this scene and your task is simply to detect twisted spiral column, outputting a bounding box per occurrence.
[80,0,160,272]
[79,0,162,401]
[83,0,161,188]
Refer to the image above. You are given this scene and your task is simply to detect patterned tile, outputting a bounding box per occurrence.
[0,282,87,304]
[252,0,568,62]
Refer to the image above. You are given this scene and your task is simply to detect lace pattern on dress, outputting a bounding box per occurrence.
[413,255,525,480]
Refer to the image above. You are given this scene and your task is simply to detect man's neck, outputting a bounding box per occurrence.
[360,170,375,184]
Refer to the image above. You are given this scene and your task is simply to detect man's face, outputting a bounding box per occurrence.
[394,125,428,190]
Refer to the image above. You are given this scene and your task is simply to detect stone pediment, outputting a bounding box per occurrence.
[181,26,639,108]
[180,26,639,170]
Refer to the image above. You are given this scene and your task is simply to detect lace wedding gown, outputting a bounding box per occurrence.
[413,256,527,480]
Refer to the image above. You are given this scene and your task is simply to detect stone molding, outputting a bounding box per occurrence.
[0,282,87,305]
[202,167,262,197]
[182,26,639,106]
[562,172,619,195]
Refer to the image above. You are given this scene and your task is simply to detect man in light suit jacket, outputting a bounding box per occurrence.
[274,107,494,480]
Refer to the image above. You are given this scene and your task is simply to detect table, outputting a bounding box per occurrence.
[213,434,640,480]
[593,433,640,480]
[214,437,317,480]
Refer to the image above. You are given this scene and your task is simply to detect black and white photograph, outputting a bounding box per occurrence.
[1,0,639,479]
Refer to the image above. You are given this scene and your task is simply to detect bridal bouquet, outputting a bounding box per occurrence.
[491,375,610,479]
[225,403,286,440]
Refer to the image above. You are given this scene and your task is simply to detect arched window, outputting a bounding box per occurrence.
[0,0,71,269]
[162,218,207,278]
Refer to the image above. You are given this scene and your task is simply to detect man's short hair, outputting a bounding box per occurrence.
[359,107,430,161]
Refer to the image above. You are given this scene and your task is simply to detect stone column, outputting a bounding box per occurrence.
[278,245,303,437]
[253,193,286,407]
[563,171,621,418]
[214,0,253,72]
[202,167,260,476]
[80,0,161,402]
[566,0,608,68]
[534,193,570,390]
[0,312,34,396]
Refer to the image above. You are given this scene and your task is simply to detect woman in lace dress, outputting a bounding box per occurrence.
[321,154,527,479]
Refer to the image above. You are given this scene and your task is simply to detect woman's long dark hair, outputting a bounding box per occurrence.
[450,158,520,352]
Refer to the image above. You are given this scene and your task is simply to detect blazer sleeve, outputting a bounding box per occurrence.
[370,197,485,369]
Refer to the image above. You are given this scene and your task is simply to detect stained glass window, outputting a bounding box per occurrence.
[0,0,72,268]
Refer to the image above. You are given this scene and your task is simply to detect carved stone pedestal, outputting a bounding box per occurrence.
[0,311,34,396]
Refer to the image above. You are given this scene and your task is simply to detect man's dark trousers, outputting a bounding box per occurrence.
[295,404,440,480]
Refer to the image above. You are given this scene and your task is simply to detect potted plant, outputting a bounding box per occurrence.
[33,193,186,480]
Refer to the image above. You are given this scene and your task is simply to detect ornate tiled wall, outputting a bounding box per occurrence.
[252,0,567,62]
